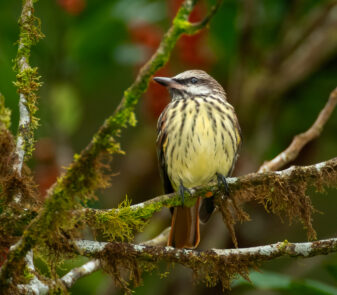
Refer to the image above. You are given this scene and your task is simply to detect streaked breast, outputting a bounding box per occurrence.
[164,96,241,189]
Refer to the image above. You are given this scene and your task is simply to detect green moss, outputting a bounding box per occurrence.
[13,0,44,159]
[23,267,34,281]
[86,191,200,243]
[0,93,11,130]
[92,197,148,242]
[278,240,289,251]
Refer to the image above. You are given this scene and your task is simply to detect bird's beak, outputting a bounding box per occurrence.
[153,77,180,88]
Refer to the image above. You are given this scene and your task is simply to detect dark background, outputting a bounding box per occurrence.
[1,0,337,294]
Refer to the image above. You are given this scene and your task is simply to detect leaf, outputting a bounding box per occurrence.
[232,270,337,295]
[326,264,337,282]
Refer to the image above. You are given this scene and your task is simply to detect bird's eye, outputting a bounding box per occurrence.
[191,77,198,84]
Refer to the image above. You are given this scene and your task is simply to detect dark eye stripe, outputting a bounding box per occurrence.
[174,77,205,85]
[173,78,188,85]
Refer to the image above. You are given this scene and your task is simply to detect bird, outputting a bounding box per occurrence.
[154,70,241,249]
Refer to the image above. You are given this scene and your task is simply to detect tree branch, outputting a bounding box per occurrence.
[71,237,337,290]
[0,0,43,291]
[18,236,337,292]
[259,87,337,172]
[75,238,337,260]
[189,0,223,31]
[141,227,171,247]
[14,0,43,171]
[61,259,101,289]
[83,158,337,238]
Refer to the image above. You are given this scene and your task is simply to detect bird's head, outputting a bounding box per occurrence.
[153,70,226,101]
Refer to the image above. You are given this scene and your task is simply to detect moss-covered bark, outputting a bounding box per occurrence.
[14,0,44,159]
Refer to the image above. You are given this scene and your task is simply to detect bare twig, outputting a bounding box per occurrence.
[61,259,101,289]
[141,227,171,247]
[17,259,100,294]
[190,0,223,30]
[259,87,337,172]
[17,276,49,295]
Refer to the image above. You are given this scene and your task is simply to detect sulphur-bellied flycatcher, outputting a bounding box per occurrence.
[154,70,241,249]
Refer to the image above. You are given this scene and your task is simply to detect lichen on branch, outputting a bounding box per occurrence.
[72,237,337,291]
[13,0,44,168]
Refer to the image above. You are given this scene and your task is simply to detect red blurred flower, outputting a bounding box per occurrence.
[128,22,171,118]
[128,22,163,52]
[57,0,86,15]
[146,67,172,118]
[34,138,60,197]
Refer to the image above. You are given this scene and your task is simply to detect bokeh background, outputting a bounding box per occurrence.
[1,0,337,294]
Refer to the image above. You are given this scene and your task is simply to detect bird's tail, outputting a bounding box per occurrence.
[167,197,201,249]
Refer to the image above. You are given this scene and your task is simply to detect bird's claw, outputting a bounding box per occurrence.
[179,182,191,207]
[216,173,230,196]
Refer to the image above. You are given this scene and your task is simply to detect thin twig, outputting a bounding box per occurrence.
[259,87,337,172]
[190,0,223,30]
[61,259,101,289]
[141,227,171,246]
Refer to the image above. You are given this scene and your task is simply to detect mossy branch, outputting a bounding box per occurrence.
[14,0,44,170]
[18,236,337,293]
[82,157,337,243]
[73,237,337,291]
[0,0,222,288]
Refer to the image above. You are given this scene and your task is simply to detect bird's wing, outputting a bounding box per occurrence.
[156,107,174,194]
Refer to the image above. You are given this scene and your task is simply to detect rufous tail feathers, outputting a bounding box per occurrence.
[167,197,201,249]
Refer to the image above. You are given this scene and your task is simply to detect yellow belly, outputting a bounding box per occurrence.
[164,97,239,190]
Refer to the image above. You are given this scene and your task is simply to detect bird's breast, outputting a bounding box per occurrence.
[163,97,241,190]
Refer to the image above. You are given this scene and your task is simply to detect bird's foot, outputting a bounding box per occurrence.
[179,182,191,207]
[216,173,230,196]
